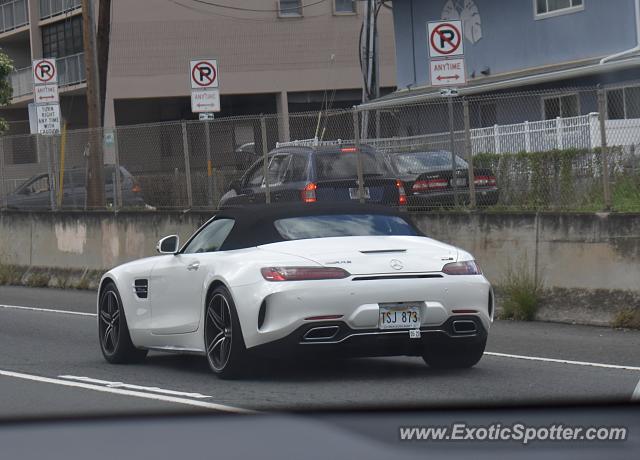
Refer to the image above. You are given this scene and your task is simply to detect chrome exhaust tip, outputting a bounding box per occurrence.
[302,326,340,341]
[452,320,477,335]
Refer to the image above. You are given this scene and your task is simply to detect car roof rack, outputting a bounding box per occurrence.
[275,138,349,148]
[275,134,446,153]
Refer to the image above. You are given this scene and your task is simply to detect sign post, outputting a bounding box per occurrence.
[190,59,220,207]
[427,20,467,206]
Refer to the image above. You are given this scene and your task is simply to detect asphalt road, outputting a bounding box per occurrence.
[1,285,639,418]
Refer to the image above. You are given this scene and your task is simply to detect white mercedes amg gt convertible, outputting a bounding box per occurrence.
[98,203,494,378]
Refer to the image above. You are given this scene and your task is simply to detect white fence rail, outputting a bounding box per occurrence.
[364,114,640,155]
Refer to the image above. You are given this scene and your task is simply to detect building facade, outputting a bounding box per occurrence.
[367,0,640,125]
[0,0,396,133]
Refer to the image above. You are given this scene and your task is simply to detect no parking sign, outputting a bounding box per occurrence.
[428,20,464,58]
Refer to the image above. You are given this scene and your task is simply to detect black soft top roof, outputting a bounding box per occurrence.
[216,203,412,250]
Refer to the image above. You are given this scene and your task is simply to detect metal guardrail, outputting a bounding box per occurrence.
[0,0,29,33]
[9,66,33,98]
[58,52,85,87]
[39,0,81,19]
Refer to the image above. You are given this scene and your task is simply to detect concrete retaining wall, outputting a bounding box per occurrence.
[1,210,639,325]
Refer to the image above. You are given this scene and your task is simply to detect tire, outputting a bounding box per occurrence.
[98,282,148,364]
[204,286,251,379]
[422,337,486,369]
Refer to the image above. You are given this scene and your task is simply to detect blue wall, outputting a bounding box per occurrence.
[393,0,638,89]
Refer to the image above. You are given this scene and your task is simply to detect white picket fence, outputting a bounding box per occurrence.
[364,113,640,155]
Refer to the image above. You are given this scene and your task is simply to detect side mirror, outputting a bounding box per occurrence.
[228,179,242,193]
[157,235,180,254]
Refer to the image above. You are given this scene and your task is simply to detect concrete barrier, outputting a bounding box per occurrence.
[1,210,639,325]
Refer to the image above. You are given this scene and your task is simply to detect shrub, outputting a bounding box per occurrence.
[499,255,544,321]
[611,308,640,330]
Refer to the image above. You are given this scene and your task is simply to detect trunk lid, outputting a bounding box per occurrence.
[315,177,399,205]
[258,236,457,275]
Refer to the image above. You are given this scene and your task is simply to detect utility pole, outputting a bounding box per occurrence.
[82,0,104,208]
[97,0,111,122]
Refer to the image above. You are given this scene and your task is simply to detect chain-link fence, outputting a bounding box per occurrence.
[1,84,639,212]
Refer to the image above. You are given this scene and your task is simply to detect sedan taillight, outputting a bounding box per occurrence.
[261,266,351,281]
[474,175,497,187]
[396,180,407,205]
[442,260,482,275]
[301,183,317,203]
[412,178,449,192]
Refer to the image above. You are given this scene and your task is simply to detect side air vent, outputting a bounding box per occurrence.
[133,279,148,299]
[352,274,443,281]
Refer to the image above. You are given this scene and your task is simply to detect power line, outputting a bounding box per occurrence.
[188,0,329,13]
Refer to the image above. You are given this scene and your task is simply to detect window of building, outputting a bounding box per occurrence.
[279,0,302,17]
[606,86,640,120]
[334,0,356,14]
[41,15,83,58]
[542,94,579,119]
[535,0,583,19]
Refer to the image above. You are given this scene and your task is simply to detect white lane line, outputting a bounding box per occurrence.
[485,352,640,372]
[0,304,96,317]
[0,369,254,414]
[632,379,640,401]
[59,375,211,399]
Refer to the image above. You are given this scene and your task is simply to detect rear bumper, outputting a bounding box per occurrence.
[250,315,488,359]
[408,187,499,207]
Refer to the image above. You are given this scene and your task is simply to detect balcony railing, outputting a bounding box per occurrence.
[0,0,29,33]
[58,52,85,86]
[39,0,81,20]
[9,66,33,98]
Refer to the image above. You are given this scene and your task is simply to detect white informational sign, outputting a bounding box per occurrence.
[34,84,59,104]
[430,58,467,87]
[199,113,215,121]
[191,89,220,113]
[36,103,61,135]
[28,103,38,134]
[428,20,464,58]
[32,59,58,84]
[190,59,219,89]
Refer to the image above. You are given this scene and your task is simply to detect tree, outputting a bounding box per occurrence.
[0,50,14,133]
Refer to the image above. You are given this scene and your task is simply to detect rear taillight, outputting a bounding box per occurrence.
[442,260,482,275]
[474,176,496,187]
[340,147,358,153]
[261,266,351,281]
[412,178,448,192]
[301,182,317,203]
[396,180,407,205]
[131,183,142,193]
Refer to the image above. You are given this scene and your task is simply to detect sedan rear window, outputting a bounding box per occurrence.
[274,214,418,240]
[315,151,390,180]
[393,151,468,175]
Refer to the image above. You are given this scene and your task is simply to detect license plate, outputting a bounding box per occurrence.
[349,187,371,199]
[451,178,467,186]
[379,304,421,330]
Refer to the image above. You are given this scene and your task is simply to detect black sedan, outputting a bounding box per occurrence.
[385,150,499,208]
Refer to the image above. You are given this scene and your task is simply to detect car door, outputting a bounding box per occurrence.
[265,153,292,202]
[274,153,309,202]
[149,218,235,335]
[223,161,265,205]
[9,174,53,210]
